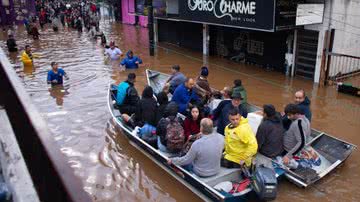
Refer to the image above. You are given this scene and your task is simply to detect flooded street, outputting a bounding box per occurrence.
[1,20,359,202]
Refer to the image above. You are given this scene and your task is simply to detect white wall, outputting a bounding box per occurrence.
[304,0,360,81]
[166,0,179,14]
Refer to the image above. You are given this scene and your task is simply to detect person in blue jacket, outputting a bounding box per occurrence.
[47,62,68,85]
[171,78,200,115]
[120,50,143,69]
[116,73,139,115]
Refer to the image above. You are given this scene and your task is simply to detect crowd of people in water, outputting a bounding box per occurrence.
[5,0,313,179]
[7,0,143,84]
[113,65,312,178]
[6,0,108,53]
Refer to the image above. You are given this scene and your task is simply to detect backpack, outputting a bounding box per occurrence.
[165,117,185,152]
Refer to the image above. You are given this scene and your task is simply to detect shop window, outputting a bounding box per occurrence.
[134,0,167,16]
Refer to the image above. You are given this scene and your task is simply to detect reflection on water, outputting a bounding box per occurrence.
[48,85,69,106]
[0,19,359,202]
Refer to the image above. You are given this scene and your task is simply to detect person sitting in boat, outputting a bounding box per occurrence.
[222,108,258,168]
[210,86,232,115]
[232,79,247,105]
[282,104,311,165]
[116,73,140,115]
[213,91,248,135]
[282,90,312,130]
[155,92,169,123]
[168,118,224,177]
[120,50,143,70]
[156,102,185,153]
[194,66,212,103]
[134,86,157,127]
[171,78,200,115]
[164,65,186,94]
[47,62,69,85]
[256,105,284,159]
[184,105,202,141]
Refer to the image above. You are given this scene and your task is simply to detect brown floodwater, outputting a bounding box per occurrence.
[1,20,359,202]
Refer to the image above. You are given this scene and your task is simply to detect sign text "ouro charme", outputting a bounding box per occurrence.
[188,0,256,19]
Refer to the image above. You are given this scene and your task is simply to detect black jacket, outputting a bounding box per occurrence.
[135,97,157,127]
[298,96,312,122]
[119,84,139,115]
[156,103,168,124]
[256,115,285,158]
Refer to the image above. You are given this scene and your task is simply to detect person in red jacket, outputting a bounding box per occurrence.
[184,106,202,140]
[90,4,97,13]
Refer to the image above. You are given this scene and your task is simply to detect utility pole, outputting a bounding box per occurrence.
[147,0,154,56]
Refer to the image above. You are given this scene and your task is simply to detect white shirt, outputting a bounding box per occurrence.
[105,47,122,60]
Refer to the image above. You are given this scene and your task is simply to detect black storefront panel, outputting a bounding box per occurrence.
[178,0,275,31]
[158,20,202,51]
[209,26,287,71]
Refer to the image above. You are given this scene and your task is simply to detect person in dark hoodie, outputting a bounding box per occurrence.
[294,90,312,121]
[155,92,169,123]
[256,104,284,158]
[117,73,140,115]
[134,86,157,127]
[120,50,143,69]
[195,66,212,103]
[282,90,312,130]
[156,102,183,153]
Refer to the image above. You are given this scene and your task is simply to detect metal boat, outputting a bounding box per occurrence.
[145,69,356,188]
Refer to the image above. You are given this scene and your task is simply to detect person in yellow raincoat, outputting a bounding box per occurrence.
[21,45,39,67]
[222,107,258,168]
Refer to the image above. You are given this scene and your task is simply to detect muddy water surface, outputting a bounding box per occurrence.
[1,21,359,202]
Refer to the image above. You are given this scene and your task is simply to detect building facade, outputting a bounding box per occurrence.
[121,0,360,83]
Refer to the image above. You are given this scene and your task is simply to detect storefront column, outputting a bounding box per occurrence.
[314,29,326,83]
[203,24,209,55]
[154,19,158,44]
[291,30,298,77]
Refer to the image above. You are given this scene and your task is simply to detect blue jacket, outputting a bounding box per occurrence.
[298,96,312,122]
[171,84,199,114]
[116,81,130,105]
[47,68,66,85]
[120,51,142,69]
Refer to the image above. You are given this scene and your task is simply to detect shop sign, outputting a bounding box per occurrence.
[179,0,276,31]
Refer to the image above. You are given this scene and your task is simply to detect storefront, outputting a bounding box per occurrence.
[151,0,306,73]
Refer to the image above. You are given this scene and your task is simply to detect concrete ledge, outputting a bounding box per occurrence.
[0,109,40,202]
